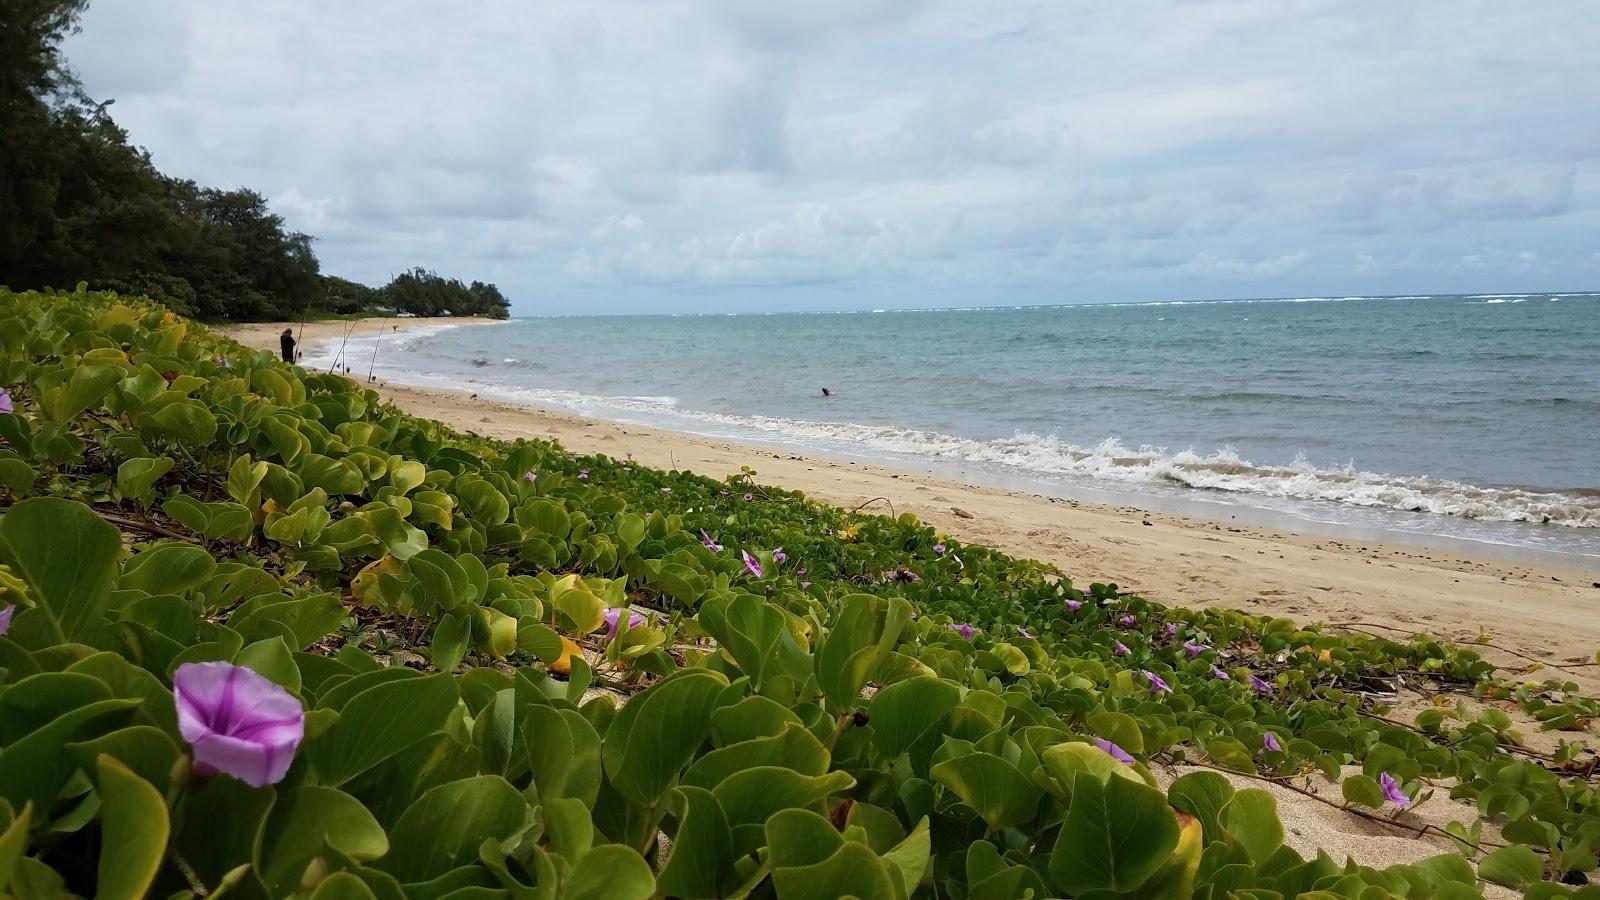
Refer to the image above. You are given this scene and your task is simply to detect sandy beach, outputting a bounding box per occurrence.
[228,318,1600,685]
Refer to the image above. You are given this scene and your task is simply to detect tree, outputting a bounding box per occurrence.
[0,0,512,321]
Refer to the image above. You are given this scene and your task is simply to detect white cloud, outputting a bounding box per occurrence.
[63,0,1600,313]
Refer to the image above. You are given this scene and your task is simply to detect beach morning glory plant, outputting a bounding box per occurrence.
[1094,737,1134,764]
[700,529,723,551]
[0,388,11,415]
[1142,670,1172,694]
[0,604,12,635]
[173,662,305,788]
[1379,772,1412,808]
[603,606,646,641]
[1113,641,1130,657]
[946,623,976,640]
[1065,599,1083,613]
[741,550,763,578]
[1248,674,1274,695]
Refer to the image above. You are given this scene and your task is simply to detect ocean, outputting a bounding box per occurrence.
[306,293,1600,566]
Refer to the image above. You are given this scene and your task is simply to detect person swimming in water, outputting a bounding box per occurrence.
[821,387,834,397]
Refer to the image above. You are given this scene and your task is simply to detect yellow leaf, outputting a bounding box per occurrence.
[549,636,584,674]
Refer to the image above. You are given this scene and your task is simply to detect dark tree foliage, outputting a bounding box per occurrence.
[0,0,511,321]
[380,268,511,318]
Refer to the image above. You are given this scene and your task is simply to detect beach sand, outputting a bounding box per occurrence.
[225,317,1596,881]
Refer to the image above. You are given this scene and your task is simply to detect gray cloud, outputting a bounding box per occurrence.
[64,0,1600,313]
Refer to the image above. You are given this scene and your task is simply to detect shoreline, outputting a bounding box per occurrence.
[226,318,1600,688]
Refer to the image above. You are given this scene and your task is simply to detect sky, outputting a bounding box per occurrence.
[65,1,1600,315]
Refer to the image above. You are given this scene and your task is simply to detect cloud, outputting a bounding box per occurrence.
[63,0,1600,313]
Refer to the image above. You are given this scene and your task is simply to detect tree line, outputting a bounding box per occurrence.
[0,1,511,321]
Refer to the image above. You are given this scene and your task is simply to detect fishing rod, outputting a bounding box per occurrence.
[366,316,388,383]
[326,317,359,374]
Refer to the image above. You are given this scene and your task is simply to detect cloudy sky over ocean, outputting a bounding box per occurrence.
[68,1,1599,314]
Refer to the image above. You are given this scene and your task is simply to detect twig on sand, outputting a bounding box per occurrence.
[850,497,895,518]
[1170,756,1509,855]
[1328,620,1598,672]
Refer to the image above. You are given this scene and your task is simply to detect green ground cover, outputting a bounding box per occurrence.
[0,286,1596,898]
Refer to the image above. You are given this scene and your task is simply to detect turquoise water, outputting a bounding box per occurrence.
[309,293,1600,563]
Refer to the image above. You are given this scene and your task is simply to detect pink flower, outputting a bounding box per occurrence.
[1164,623,1178,638]
[1141,670,1172,694]
[1182,641,1206,657]
[772,547,787,563]
[700,529,723,551]
[1262,731,1282,753]
[0,388,13,415]
[524,471,536,482]
[1094,737,1134,764]
[800,581,811,589]
[1065,599,1083,613]
[174,662,304,788]
[933,543,946,555]
[1118,615,1137,628]
[1113,641,1130,657]
[1248,674,1274,696]
[1016,625,1036,640]
[742,493,753,502]
[1379,772,1411,808]
[741,551,763,578]
[946,623,975,640]
[603,606,646,641]
[0,604,13,635]
[1212,666,1230,680]
[578,469,588,479]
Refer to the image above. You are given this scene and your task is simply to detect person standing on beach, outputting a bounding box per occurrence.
[280,328,297,362]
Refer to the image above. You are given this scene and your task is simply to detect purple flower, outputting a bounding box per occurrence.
[742,493,753,502]
[1262,731,1282,753]
[1065,599,1083,613]
[1113,641,1131,657]
[0,604,13,635]
[621,465,631,472]
[1142,670,1172,694]
[1182,641,1206,657]
[626,452,633,460]
[173,662,304,788]
[1248,674,1274,696]
[1164,623,1178,638]
[1016,625,1036,640]
[801,581,812,589]
[904,570,921,583]
[719,490,730,496]
[524,471,537,482]
[772,547,787,563]
[578,469,588,480]
[0,388,15,415]
[1094,737,1134,764]
[1118,615,1137,628]
[795,566,807,577]
[213,355,229,368]
[661,487,672,494]
[1379,772,1412,808]
[1212,666,1231,680]
[603,606,646,641]
[741,550,763,578]
[946,623,975,640]
[700,529,723,551]
[933,543,947,555]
